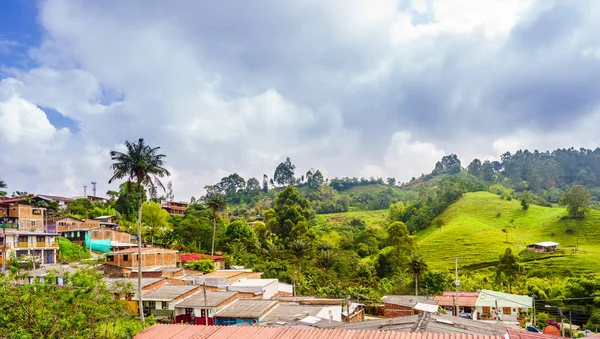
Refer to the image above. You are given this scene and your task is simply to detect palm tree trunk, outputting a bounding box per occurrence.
[415,275,418,296]
[211,213,216,256]
[137,184,145,330]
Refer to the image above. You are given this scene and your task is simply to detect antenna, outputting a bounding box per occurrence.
[91,181,97,197]
[83,185,87,197]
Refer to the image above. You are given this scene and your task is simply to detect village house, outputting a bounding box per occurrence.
[161,201,188,216]
[213,299,278,325]
[180,253,227,270]
[0,201,59,265]
[33,195,74,211]
[135,284,203,320]
[382,295,438,318]
[104,247,180,277]
[474,289,532,324]
[434,291,479,317]
[200,270,263,289]
[227,278,279,299]
[174,290,240,325]
[526,241,559,253]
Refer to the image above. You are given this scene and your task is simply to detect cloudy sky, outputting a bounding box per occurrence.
[1,0,600,201]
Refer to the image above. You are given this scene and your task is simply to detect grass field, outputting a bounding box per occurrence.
[314,191,600,276]
[417,192,600,274]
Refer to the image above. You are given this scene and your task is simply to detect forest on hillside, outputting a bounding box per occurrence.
[2,146,600,330]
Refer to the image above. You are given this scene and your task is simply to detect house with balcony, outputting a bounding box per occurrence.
[0,201,59,264]
[161,201,188,216]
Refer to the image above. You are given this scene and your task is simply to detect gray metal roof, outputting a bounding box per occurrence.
[175,291,238,308]
[214,299,278,319]
[135,284,199,301]
[382,295,438,307]
[333,313,508,336]
[261,304,332,322]
[103,277,164,292]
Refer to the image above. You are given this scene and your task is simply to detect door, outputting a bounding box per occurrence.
[44,250,55,264]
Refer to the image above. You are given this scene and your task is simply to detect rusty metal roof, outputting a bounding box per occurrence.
[135,324,506,339]
[434,293,479,308]
[506,328,564,339]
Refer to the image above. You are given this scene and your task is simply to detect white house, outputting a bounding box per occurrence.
[227,278,279,299]
[474,289,532,324]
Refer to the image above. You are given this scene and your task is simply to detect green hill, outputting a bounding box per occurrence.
[417,191,600,275]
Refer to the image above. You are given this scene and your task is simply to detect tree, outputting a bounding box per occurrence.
[0,267,131,338]
[166,181,175,201]
[246,177,261,196]
[421,270,451,295]
[173,203,213,250]
[317,250,336,272]
[386,221,417,274]
[495,247,524,292]
[224,220,256,249]
[407,255,428,296]
[109,138,170,329]
[289,238,311,271]
[205,193,227,256]
[142,201,170,246]
[262,174,269,192]
[467,159,482,179]
[521,191,531,211]
[273,186,311,241]
[0,179,6,197]
[274,157,295,187]
[560,185,591,219]
[186,259,215,273]
[386,177,396,187]
[66,198,94,218]
[115,182,148,221]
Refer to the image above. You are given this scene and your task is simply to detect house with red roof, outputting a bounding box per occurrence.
[180,253,227,270]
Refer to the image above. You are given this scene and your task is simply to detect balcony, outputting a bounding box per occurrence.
[17,242,58,248]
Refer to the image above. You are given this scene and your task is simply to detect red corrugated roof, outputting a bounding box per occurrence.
[135,324,505,339]
[0,198,25,203]
[434,292,479,308]
[507,328,563,339]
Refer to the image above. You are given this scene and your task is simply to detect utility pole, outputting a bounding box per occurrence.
[560,307,565,338]
[83,185,87,198]
[203,280,208,325]
[91,181,97,197]
[454,258,460,317]
[1,217,6,275]
[532,294,536,327]
[569,310,572,338]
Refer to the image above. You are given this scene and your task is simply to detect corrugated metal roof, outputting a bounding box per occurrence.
[383,295,438,307]
[214,299,278,318]
[175,291,238,308]
[434,293,479,308]
[475,290,532,308]
[506,328,563,339]
[262,304,333,322]
[103,278,164,292]
[135,324,506,339]
[134,284,200,301]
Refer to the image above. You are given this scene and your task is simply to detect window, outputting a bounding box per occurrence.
[148,301,156,309]
[482,306,490,314]
[503,307,511,315]
[185,308,193,315]
[123,255,129,261]
[107,255,114,262]
[76,231,80,237]
[222,318,235,326]
[162,302,169,310]
[106,231,110,236]
[36,236,44,243]
[93,231,99,237]
[31,221,36,227]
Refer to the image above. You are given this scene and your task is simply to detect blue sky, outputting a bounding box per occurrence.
[1,0,600,199]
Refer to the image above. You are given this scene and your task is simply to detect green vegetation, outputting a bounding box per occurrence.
[58,237,92,261]
[0,267,135,338]
[417,191,600,273]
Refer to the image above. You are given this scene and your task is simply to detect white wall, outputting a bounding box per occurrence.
[316,306,342,322]
[227,280,278,299]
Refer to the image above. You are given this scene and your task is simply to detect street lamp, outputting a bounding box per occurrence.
[545,305,565,337]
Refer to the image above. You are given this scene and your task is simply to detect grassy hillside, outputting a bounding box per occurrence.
[417,191,600,274]
[315,209,388,232]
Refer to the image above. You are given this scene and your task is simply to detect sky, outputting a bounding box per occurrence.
[1,0,600,201]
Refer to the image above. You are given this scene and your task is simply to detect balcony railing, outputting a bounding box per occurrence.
[17,242,58,248]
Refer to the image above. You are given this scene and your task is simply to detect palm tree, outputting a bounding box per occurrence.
[408,255,428,296]
[205,193,226,256]
[109,138,170,329]
[289,239,311,272]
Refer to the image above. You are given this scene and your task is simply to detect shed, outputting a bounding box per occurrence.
[526,242,559,253]
[214,299,278,325]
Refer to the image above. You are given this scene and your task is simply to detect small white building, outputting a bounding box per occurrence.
[526,241,559,253]
[227,278,279,299]
[474,289,532,324]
